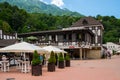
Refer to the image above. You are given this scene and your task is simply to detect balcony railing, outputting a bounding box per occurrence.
[36,40,92,49]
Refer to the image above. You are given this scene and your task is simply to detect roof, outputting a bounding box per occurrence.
[71,16,103,27]
[18,28,94,37]
[0,39,17,47]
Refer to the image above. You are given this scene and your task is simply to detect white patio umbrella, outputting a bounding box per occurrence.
[42,45,67,53]
[0,42,48,63]
[0,42,47,53]
[42,45,67,60]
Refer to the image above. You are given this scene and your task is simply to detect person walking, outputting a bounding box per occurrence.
[107,51,111,59]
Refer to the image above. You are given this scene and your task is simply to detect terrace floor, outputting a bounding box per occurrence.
[0,55,120,80]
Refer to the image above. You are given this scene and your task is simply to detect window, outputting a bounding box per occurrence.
[76,33,81,41]
[68,34,72,40]
[63,34,67,40]
[52,35,55,41]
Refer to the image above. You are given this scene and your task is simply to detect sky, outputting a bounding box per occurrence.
[40,0,120,18]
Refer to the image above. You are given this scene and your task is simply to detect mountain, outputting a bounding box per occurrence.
[0,0,84,17]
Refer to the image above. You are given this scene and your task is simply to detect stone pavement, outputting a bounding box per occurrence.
[0,55,120,80]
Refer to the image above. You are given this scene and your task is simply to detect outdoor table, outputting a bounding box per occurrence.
[0,61,9,72]
[21,61,30,73]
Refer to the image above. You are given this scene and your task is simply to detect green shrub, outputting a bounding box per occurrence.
[48,51,56,63]
[58,52,64,62]
[32,50,41,65]
[65,53,70,61]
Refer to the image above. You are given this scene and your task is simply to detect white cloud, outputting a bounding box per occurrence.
[51,0,64,8]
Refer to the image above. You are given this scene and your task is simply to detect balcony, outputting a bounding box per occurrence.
[35,40,92,49]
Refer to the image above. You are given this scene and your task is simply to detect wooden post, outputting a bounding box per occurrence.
[80,48,82,60]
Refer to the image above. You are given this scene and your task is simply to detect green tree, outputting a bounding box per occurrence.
[0,20,13,33]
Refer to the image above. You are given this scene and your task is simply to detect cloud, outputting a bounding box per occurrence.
[51,0,64,8]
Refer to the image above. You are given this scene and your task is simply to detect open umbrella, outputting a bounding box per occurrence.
[0,42,47,53]
[42,45,67,53]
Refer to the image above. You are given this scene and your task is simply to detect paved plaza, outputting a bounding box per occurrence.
[0,55,120,80]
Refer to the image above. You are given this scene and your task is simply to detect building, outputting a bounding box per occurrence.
[0,30,17,48]
[18,17,104,59]
[103,42,120,54]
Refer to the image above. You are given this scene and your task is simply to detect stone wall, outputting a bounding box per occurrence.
[87,49,101,59]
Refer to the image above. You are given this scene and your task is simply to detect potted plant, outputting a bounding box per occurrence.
[65,53,70,67]
[58,52,64,69]
[48,51,56,72]
[31,50,42,76]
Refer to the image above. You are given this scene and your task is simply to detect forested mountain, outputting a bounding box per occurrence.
[0,2,80,33]
[0,0,84,17]
[0,2,120,43]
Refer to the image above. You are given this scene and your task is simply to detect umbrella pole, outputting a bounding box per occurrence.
[23,52,26,61]
[13,54,16,66]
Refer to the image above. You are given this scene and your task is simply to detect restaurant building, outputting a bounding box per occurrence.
[18,17,104,59]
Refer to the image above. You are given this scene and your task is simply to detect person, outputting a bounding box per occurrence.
[107,51,111,59]
[0,55,2,61]
[42,54,46,65]
[55,54,58,66]
[29,53,33,65]
[2,55,7,61]
[39,55,43,64]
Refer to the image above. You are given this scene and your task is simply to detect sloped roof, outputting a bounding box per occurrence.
[0,39,17,47]
[71,16,102,27]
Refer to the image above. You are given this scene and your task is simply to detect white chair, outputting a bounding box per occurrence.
[6,62,10,71]
[1,61,9,72]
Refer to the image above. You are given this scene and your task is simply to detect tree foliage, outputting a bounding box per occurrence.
[96,15,120,43]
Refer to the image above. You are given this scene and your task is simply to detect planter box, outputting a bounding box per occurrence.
[32,65,42,76]
[48,63,55,72]
[65,60,70,67]
[58,61,64,69]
